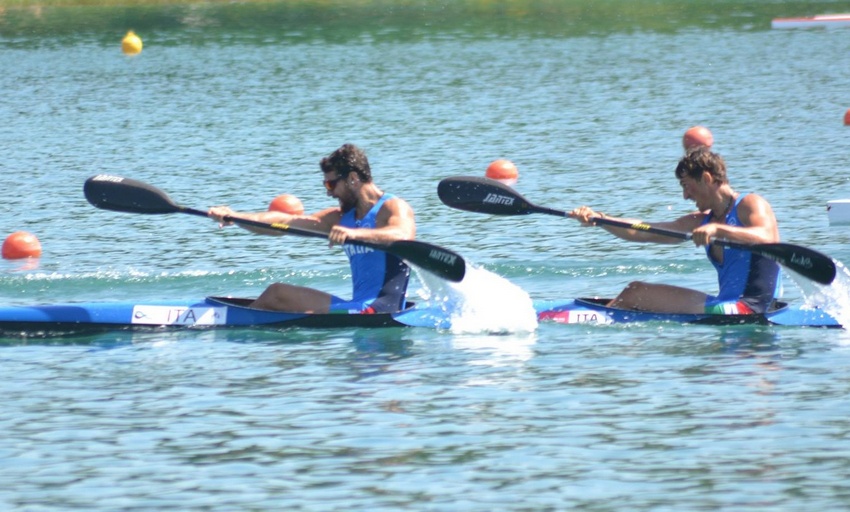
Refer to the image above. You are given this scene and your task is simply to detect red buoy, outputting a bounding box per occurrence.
[844,108,850,126]
[485,159,519,185]
[268,194,304,215]
[683,126,714,150]
[3,231,42,259]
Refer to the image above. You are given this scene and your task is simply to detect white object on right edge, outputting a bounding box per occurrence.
[772,14,850,29]
[827,199,850,225]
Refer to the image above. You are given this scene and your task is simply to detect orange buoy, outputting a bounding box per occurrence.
[121,30,143,55]
[485,159,519,185]
[2,231,42,259]
[844,108,850,126]
[268,194,304,215]
[682,126,714,150]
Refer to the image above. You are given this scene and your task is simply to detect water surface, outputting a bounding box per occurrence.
[2,1,850,509]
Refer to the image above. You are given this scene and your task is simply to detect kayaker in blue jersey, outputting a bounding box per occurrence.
[208,143,415,314]
[570,146,780,315]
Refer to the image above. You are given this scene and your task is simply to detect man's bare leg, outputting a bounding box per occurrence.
[607,281,709,314]
[250,283,334,313]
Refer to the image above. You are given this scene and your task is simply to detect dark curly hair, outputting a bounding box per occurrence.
[675,146,728,185]
[320,144,373,183]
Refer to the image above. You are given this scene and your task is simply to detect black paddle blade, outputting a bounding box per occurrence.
[753,243,837,285]
[387,240,466,282]
[438,176,533,216]
[84,175,181,214]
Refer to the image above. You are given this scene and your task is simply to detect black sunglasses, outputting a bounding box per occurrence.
[323,176,344,191]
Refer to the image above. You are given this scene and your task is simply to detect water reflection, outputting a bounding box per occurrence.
[349,329,416,379]
[715,325,783,354]
[1,259,40,273]
[451,332,536,367]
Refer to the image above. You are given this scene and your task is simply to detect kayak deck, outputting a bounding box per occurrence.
[536,298,842,328]
[0,297,429,338]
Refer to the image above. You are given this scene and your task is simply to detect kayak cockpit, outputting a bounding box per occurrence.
[204,296,419,328]
[546,297,795,326]
[206,296,416,313]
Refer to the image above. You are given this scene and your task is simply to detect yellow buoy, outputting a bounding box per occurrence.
[121,30,143,55]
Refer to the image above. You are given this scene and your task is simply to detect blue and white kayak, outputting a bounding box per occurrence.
[536,298,841,328]
[0,296,841,337]
[0,296,452,337]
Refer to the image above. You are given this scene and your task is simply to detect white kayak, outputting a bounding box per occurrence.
[772,14,850,29]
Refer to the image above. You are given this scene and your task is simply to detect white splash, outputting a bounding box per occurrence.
[792,260,850,329]
[414,265,538,334]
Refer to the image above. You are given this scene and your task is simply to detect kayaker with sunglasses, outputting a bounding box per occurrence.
[208,143,415,314]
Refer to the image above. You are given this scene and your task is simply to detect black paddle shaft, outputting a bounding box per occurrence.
[84,174,466,282]
[437,175,836,285]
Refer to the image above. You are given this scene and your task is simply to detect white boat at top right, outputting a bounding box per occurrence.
[772,13,850,29]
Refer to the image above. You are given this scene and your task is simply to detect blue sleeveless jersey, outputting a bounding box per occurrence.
[701,194,779,314]
[338,193,410,313]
